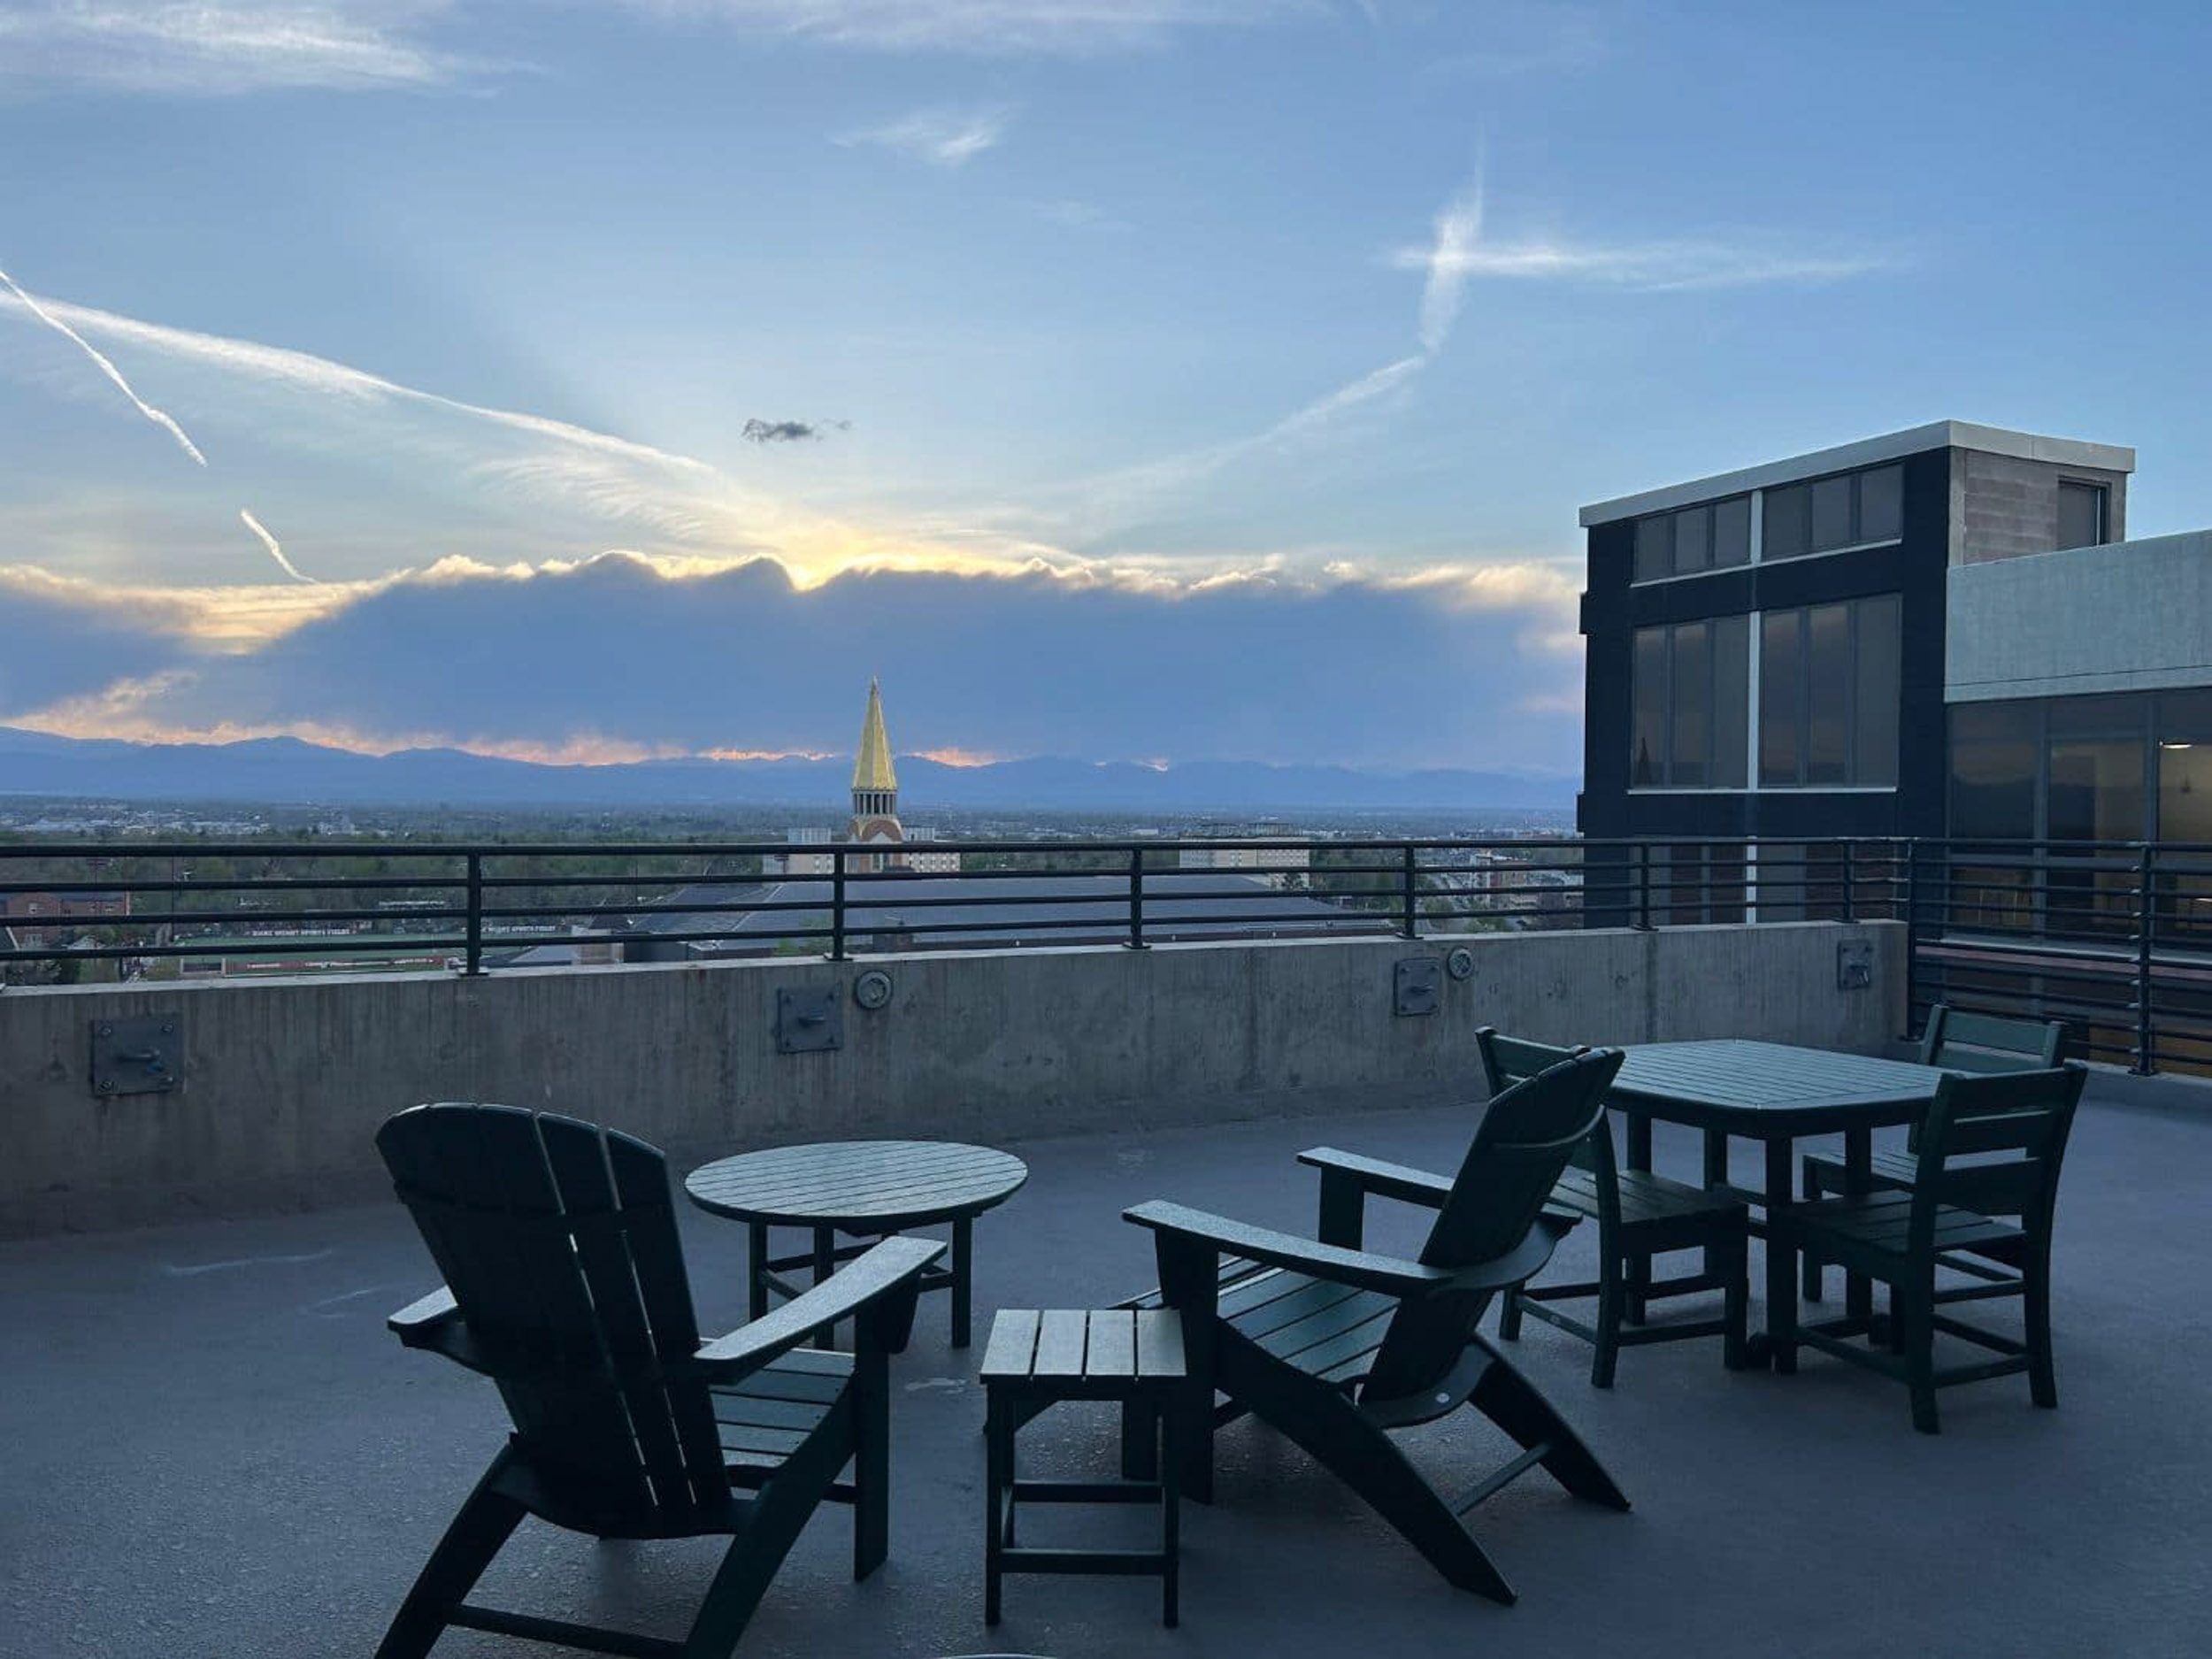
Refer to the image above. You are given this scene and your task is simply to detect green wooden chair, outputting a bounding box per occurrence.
[1772,1063,2087,1433]
[1122,1048,1632,1605]
[1485,1031,1749,1386]
[373,1102,942,1658]
[1801,1006,2067,1302]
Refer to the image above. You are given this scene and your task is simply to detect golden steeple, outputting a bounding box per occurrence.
[851,678,898,795]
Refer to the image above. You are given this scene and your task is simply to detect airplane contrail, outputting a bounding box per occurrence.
[238,508,316,584]
[0,262,209,465]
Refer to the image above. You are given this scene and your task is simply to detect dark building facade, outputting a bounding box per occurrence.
[1576,421,2148,922]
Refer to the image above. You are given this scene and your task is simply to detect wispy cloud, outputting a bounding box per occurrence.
[1074,165,1485,517]
[1415,173,1483,354]
[1390,234,1898,293]
[0,263,209,463]
[836,104,1012,166]
[0,2,485,96]
[636,1,1325,56]
[238,508,317,583]
[0,281,779,550]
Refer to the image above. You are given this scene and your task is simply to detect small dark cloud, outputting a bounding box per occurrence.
[742,419,850,445]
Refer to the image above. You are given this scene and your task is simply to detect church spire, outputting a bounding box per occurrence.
[849,678,902,842]
[852,677,897,795]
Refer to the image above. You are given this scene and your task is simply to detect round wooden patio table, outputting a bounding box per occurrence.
[686,1140,1029,1349]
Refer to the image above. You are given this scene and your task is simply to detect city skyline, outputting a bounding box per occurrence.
[4,0,2208,773]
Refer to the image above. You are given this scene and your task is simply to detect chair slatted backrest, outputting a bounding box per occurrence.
[1476,1028,1613,1193]
[1919,1005,2068,1072]
[1909,1008,2070,1151]
[377,1102,727,1525]
[1910,1064,2088,1255]
[1362,1048,1624,1402]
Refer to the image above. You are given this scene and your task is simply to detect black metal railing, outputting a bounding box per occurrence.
[3,833,2208,1075]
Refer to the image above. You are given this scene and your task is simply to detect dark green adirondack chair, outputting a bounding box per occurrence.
[1774,1063,2087,1432]
[1123,1048,1631,1604]
[1801,1006,2067,1302]
[373,1102,942,1658]
[1484,1031,1749,1386]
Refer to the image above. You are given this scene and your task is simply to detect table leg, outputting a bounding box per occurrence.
[1845,1127,1875,1335]
[951,1215,974,1349]
[748,1220,770,1322]
[1701,1128,1729,1281]
[984,1388,1008,1626]
[1763,1138,1797,1374]
[812,1225,837,1350]
[1623,1112,1653,1324]
[1159,1390,1180,1630]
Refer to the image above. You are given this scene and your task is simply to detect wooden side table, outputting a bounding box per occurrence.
[686,1140,1028,1350]
[980,1308,1188,1629]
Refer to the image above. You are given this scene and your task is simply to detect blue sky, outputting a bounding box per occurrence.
[3,0,2208,772]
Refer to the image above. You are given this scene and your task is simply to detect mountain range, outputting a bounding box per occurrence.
[0,726,1577,812]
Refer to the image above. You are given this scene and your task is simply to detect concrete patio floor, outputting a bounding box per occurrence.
[4,1073,2208,1657]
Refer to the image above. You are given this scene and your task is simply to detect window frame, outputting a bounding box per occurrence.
[1759,463,1907,567]
[2055,478,2109,550]
[1630,613,1751,789]
[1753,593,1902,791]
[1628,493,1755,585]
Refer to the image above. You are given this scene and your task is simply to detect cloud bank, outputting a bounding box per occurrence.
[0,1,482,95]
[0,553,1583,772]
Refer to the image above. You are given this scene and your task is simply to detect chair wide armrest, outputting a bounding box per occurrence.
[388,1286,458,1340]
[388,1286,509,1377]
[1123,1200,1448,1296]
[1297,1146,1454,1209]
[695,1235,945,1377]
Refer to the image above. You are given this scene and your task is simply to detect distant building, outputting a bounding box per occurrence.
[1177,844,1310,887]
[2,890,129,950]
[770,680,963,875]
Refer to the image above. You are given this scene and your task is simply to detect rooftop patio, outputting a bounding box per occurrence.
[5,1071,2205,1657]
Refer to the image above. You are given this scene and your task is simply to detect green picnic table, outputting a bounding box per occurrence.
[1609,1041,1951,1371]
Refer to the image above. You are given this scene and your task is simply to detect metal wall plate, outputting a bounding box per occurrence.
[1836,941,1873,991]
[1444,946,1476,981]
[90,1014,182,1096]
[776,987,844,1053]
[852,969,894,1011]
[1394,956,1442,1018]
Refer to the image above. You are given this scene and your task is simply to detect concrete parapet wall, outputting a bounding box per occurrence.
[1946,530,2212,702]
[0,921,1904,1237]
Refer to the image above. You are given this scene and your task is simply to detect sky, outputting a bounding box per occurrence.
[3,0,2209,776]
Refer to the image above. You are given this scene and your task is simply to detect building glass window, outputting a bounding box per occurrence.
[1949,703,2039,837]
[1631,614,1749,787]
[1859,464,1904,541]
[1755,594,1901,787]
[2158,690,2212,945]
[1809,476,1854,551]
[1761,464,1905,563]
[2057,480,2108,549]
[1631,495,1753,581]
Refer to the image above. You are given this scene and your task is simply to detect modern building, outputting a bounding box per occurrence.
[1576,419,2209,921]
[771,680,962,876]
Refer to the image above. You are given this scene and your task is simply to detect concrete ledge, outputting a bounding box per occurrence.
[0,922,1905,1237]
